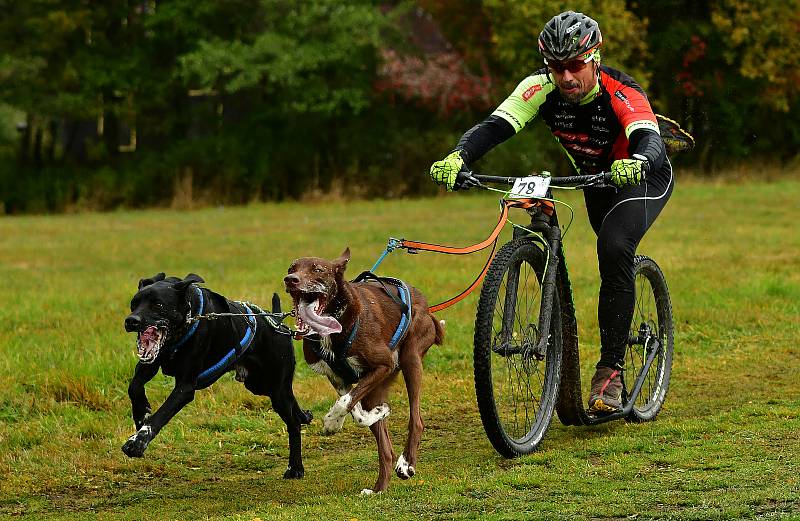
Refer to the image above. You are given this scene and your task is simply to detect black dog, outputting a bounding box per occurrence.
[123,273,312,478]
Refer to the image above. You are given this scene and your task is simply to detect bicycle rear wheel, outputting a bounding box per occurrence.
[624,255,674,422]
[474,238,562,457]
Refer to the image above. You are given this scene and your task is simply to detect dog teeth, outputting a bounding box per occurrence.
[137,326,166,363]
[294,315,310,335]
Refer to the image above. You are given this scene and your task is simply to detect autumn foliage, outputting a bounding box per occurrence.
[0,0,798,212]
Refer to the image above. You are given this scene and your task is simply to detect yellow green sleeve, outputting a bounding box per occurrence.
[491,73,554,133]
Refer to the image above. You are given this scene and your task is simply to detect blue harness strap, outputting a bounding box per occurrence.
[353,271,412,348]
[388,279,412,348]
[307,272,413,384]
[164,286,205,353]
[195,302,258,389]
[160,288,281,388]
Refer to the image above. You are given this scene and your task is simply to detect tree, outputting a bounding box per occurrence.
[634,0,800,167]
[481,1,650,92]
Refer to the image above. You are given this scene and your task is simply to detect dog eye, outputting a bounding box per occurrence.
[313,267,325,273]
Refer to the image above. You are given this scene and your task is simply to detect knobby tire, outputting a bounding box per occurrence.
[624,255,674,422]
[473,238,562,457]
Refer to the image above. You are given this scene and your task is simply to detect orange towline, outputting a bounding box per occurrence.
[428,240,497,313]
[401,199,542,312]
[401,203,509,255]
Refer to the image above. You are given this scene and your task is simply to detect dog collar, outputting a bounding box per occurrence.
[165,286,204,351]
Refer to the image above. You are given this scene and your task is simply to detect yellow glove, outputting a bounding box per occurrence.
[610,157,647,187]
[430,151,465,191]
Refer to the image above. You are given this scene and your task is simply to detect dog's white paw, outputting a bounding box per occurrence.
[395,454,416,480]
[322,394,351,434]
[322,411,346,435]
[360,488,377,496]
[353,402,390,427]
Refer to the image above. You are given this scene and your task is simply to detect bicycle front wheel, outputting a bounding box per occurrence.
[474,238,562,457]
[624,255,674,422]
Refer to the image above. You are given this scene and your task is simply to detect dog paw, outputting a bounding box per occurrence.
[122,436,147,458]
[283,466,305,479]
[349,402,367,425]
[353,402,390,427]
[299,409,313,425]
[322,396,350,434]
[373,402,390,421]
[360,488,377,496]
[395,454,415,480]
[122,426,152,458]
[234,364,249,382]
[322,411,346,435]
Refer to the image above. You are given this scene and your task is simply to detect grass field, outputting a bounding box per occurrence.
[1,177,799,520]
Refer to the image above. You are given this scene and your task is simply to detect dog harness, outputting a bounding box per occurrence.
[306,272,412,385]
[163,286,258,389]
[167,286,205,351]
[195,300,258,389]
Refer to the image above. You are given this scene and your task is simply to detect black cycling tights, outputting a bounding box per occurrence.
[584,162,674,369]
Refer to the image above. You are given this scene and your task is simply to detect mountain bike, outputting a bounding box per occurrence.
[469,171,674,457]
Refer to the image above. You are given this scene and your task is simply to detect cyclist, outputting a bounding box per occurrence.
[430,10,673,414]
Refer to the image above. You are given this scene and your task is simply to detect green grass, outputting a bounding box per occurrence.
[1,177,799,520]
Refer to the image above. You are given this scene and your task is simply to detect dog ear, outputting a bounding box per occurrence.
[334,247,351,274]
[174,273,204,292]
[138,272,166,290]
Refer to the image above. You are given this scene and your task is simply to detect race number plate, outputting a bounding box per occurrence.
[509,175,551,198]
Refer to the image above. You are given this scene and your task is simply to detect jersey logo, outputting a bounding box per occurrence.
[615,90,635,112]
[554,130,590,143]
[522,84,543,101]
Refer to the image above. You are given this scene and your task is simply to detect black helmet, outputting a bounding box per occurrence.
[538,11,602,62]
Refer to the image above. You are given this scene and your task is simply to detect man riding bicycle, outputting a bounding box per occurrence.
[430,11,673,414]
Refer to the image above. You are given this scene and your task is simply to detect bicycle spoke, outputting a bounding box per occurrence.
[487,257,549,439]
[623,257,673,422]
[475,238,562,456]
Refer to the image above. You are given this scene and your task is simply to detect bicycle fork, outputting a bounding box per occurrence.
[500,221,562,361]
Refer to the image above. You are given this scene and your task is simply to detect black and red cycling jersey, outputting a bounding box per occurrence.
[455,65,668,176]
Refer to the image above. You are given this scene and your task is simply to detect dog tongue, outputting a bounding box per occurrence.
[297,299,342,336]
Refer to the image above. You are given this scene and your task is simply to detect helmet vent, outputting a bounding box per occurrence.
[538,10,601,62]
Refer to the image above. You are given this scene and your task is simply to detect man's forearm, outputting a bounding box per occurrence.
[455,115,516,164]
[629,128,666,173]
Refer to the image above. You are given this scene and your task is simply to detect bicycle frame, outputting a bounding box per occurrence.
[374,170,664,426]
[474,173,662,426]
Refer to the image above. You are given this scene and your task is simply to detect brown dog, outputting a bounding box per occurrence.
[284,247,444,494]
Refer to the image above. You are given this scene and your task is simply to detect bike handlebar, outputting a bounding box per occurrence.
[469,171,612,188]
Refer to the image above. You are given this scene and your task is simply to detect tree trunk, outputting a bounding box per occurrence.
[33,123,43,168]
[19,114,32,164]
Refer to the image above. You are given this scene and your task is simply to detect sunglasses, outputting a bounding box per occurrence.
[546,58,591,74]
